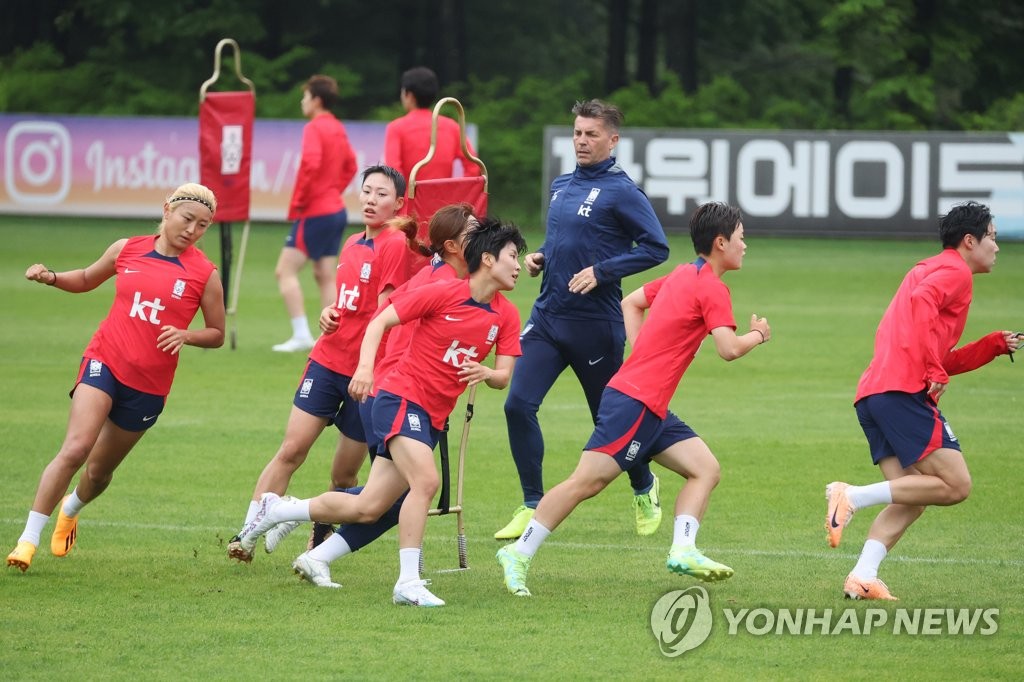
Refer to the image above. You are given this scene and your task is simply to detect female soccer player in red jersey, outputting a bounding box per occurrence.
[227,166,421,563]
[238,218,526,607]
[7,183,225,573]
[496,202,770,597]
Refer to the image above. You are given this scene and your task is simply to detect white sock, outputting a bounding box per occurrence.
[272,498,311,523]
[513,520,550,558]
[397,547,421,584]
[18,511,50,546]
[62,489,86,517]
[851,539,888,580]
[240,500,261,532]
[308,533,352,563]
[672,514,700,547]
[291,316,312,341]
[848,482,893,509]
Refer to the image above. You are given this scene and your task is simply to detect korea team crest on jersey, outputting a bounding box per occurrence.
[89,359,103,377]
[578,188,601,217]
[359,262,372,283]
[407,413,423,432]
[172,279,186,300]
[487,325,499,343]
[299,378,314,398]
[625,439,641,462]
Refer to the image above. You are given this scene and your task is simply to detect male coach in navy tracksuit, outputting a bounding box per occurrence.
[496,99,670,540]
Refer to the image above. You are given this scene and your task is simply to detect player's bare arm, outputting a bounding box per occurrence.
[621,286,651,347]
[710,313,770,361]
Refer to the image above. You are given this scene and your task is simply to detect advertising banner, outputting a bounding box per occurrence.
[0,114,473,223]
[543,128,1024,238]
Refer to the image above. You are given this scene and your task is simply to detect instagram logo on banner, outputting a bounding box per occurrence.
[4,121,72,204]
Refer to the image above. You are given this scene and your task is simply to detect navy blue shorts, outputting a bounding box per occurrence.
[371,391,441,460]
[584,387,697,471]
[855,390,960,468]
[358,395,383,456]
[285,210,347,260]
[293,359,365,441]
[74,357,166,432]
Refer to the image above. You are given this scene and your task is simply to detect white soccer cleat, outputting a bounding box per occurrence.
[264,520,302,554]
[292,552,341,588]
[237,492,282,554]
[392,579,445,607]
[272,337,314,353]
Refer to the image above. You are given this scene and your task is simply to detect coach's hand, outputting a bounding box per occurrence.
[524,252,545,277]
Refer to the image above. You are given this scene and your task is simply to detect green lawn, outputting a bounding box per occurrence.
[2,215,1022,680]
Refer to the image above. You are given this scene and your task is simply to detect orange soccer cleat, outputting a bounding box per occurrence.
[843,573,898,601]
[50,498,79,557]
[7,541,37,572]
[825,482,856,549]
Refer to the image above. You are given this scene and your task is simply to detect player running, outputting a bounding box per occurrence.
[237,218,526,607]
[8,184,224,572]
[825,200,1020,600]
[496,201,770,597]
[262,204,478,589]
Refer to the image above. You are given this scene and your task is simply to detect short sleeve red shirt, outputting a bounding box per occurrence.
[608,259,735,418]
[377,279,521,429]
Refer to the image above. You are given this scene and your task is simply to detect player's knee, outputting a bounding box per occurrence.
[694,457,721,488]
[567,474,606,501]
[946,475,972,505]
[54,446,90,471]
[504,393,539,422]
[412,471,440,499]
[273,443,310,470]
[82,466,113,488]
[351,500,386,524]
[332,473,359,489]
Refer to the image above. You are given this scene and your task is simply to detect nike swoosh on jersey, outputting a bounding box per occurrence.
[124,269,141,274]
[588,356,605,366]
[444,315,463,321]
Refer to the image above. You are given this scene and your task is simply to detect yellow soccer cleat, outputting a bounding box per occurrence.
[50,498,78,557]
[7,541,37,572]
[843,573,898,601]
[667,545,734,582]
[496,545,532,597]
[493,505,534,541]
[633,475,662,536]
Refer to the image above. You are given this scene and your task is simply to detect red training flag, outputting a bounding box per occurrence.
[199,91,254,222]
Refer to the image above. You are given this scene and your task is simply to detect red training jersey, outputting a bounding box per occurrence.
[288,112,358,220]
[383,109,483,182]
[82,235,216,396]
[377,278,521,429]
[309,227,413,376]
[373,259,460,388]
[608,259,735,418]
[855,248,974,402]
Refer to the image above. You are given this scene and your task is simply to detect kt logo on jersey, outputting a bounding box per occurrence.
[578,187,601,217]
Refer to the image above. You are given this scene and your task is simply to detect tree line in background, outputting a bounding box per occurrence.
[2,0,1022,222]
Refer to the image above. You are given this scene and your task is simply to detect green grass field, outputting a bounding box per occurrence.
[2,215,1022,680]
